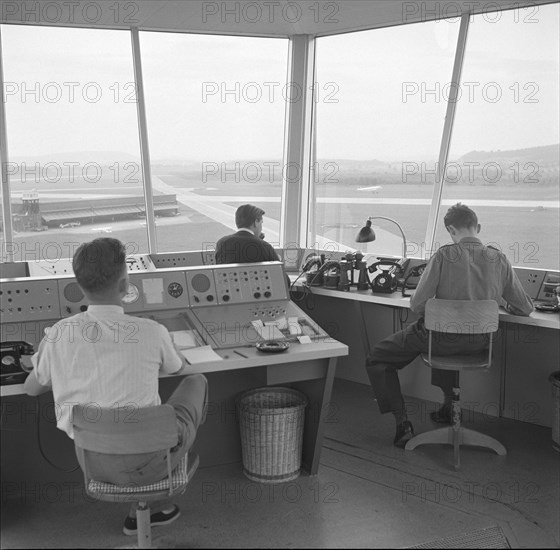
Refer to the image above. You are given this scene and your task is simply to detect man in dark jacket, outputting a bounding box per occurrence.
[215,204,280,264]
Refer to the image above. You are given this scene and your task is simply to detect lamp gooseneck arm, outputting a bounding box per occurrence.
[367,216,407,259]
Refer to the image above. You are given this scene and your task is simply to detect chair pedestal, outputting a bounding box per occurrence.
[405,426,507,469]
[404,299,505,470]
[119,535,176,549]
[137,503,151,549]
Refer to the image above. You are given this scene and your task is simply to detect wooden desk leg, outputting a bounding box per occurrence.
[292,357,338,476]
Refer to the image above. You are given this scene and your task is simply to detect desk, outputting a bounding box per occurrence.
[1,338,347,487]
[290,281,559,428]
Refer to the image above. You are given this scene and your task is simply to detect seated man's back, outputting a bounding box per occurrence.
[215,204,280,264]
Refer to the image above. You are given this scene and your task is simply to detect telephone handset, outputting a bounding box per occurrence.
[301,254,334,287]
[368,261,403,293]
[401,262,428,297]
[1,341,35,385]
[302,255,323,273]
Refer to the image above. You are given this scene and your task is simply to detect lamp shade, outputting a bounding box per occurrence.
[356,219,376,243]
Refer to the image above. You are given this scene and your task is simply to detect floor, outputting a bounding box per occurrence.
[1,379,559,549]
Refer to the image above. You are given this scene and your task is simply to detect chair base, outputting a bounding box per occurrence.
[405,426,506,456]
[117,535,176,549]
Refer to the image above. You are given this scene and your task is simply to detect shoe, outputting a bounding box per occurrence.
[393,420,414,448]
[430,404,452,424]
[123,505,180,536]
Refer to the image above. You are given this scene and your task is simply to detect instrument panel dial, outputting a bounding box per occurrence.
[168,282,184,298]
[122,283,140,304]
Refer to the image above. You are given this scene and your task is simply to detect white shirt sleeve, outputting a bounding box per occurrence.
[158,325,183,374]
[33,337,53,387]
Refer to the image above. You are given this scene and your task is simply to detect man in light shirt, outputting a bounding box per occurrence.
[365,203,533,447]
[24,237,207,536]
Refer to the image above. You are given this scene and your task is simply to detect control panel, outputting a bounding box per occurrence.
[514,267,560,302]
[184,269,219,307]
[213,264,286,305]
[126,254,156,272]
[0,279,61,322]
[536,272,560,302]
[150,250,216,269]
[0,263,28,279]
[201,251,216,266]
[1,261,329,355]
[56,270,191,316]
[28,258,74,278]
[25,254,156,278]
[58,279,88,316]
[123,271,190,313]
[186,300,326,349]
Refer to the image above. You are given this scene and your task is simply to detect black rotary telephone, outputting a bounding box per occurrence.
[368,260,404,293]
[401,261,428,297]
[1,341,34,385]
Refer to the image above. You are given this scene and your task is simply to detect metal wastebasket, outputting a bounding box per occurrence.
[237,387,308,483]
[550,371,560,452]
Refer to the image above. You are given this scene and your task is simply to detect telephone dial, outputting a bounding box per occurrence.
[1,341,34,385]
[368,260,404,293]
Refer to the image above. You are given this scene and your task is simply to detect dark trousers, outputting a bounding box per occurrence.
[366,319,488,415]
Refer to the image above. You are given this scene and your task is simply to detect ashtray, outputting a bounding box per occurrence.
[256,341,290,353]
[535,303,560,313]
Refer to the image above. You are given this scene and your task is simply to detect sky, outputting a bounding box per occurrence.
[1,2,558,163]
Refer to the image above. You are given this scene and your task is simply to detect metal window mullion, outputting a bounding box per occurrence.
[130,28,157,253]
[307,47,318,249]
[424,13,470,259]
[281,34,315,248]
[0,26,15,262]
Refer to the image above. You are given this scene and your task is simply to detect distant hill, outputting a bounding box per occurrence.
[456,144,559,166]
[10,151,140,165]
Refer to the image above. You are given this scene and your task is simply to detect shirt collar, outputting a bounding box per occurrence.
[86,305,124,314]
[237,228,254,235]
[458,237,482,245]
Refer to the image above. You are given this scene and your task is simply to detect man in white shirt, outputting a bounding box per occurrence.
[24,237,207,536]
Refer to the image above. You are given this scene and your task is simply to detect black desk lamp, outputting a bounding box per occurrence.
[355,216,408,259]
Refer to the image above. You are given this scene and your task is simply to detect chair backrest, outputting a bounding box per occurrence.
[424,299,499,335]
[72,404,178,455]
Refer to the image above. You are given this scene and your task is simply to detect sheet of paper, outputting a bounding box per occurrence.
[255,324,285,341]
[170,330,199,349]
[142,278,164,305]
[180,345,223,364]
[267,317,288,330]
[288,316,302,336]
[301,324,317,337]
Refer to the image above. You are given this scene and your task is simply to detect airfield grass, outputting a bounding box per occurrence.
[2,178,559,270]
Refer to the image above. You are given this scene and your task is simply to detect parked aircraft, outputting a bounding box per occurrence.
[357,185,383,194]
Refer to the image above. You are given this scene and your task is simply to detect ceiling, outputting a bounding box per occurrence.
[0,0,557,37]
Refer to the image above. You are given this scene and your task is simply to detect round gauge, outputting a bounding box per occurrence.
[168,282,183,298]
[122,283,140,304]
[191,273,211,293]
[63,282,84,303]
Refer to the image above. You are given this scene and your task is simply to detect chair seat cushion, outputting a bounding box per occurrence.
[421,352,490,370]
[88,453,188,495]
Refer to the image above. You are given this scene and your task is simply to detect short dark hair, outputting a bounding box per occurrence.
[235,204,264,229]
[73,238,126,293]
[443,203,478,230]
